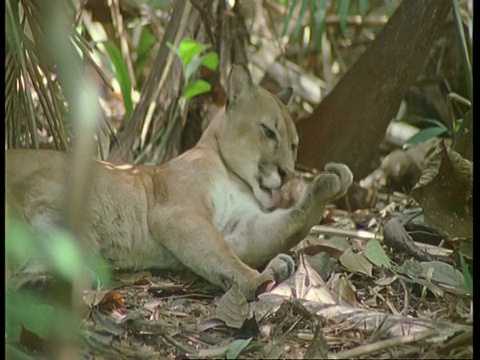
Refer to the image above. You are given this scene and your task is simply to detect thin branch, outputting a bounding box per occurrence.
[330,329,437,359]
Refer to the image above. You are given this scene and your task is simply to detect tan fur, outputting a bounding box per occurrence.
[6,65,353,300]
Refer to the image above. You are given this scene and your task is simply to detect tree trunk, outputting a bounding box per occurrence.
[296,0,452,179]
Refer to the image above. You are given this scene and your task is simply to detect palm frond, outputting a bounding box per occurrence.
[5,0,112,151]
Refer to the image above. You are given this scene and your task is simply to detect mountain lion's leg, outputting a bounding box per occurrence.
[288,163,353,229]
[149,206,274,300]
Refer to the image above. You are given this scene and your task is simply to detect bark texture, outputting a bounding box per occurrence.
[296,0,452,179]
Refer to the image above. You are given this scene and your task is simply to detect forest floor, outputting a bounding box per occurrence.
[76,184,472,359]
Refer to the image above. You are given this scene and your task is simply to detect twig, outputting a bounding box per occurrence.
[135,318,198,357]
[310,225,383,241]
[324,14,389,26]
[398,277,410,316]
[329,329,437,359]
[161,333,197,357]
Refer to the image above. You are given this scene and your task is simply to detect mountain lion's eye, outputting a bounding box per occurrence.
[261,124,277,141]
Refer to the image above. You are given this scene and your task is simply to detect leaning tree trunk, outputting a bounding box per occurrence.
[296,0,452,179]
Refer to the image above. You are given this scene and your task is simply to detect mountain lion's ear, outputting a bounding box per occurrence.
[227,64,254,107]
[276,87,293,106]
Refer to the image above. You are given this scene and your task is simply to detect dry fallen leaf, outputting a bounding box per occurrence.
[215,284,251,328]
[98,290,124,311]
[20,325,48,354]
[328,273,359,306]
[82,290,112,308]
[412,140,473,239]
[339,249,373,277]
[294,253,338,303]
[83,290,124,312]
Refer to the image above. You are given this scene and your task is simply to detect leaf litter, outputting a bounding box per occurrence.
[74,183,471,359]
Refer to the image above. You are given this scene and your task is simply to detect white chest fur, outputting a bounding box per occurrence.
[210,177,263,256]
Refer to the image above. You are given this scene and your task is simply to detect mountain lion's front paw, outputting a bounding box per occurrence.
[324,163,353,198]
[313,163,353,201]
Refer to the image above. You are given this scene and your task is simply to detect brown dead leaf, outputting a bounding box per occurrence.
[339,249,373,276]
[90,309,126,336]
[84,290,124,312]
[304,252,335,281]
[335,181,377,211]
[301,236,350,259]
[328,273,359,306]
[197,318,225,332]
[383,218,434,262]
[412,140,473,239]
[20,325,48,353]
[102,291,124,312]
[215,284,251,328]
[82,289,111,307]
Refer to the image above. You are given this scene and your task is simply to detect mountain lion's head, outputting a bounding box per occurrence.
[217,64,299,212]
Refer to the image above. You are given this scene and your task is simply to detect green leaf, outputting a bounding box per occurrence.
[5,8,17,50]
[103,40,133,118]
[87,254,112,285]
[338,0,352,34]
[421,118,450,129]
[364,239,391,269]
[46,229,83,281]
[316,0,328,50]
[185,79,211,101]
[292,0,308,44]
[359,0,368,17]
[5,290,55,342]
[398,258,423,278]
[420,261,467,289]
[137,27,156,60]
[184,58,203,82]
[178,38,208,67]
[135,27,157,89]
[141,0,173,12]
[184,52,218,83]
[200,51,219,71]
[6,288,78,343]
[455,118,463,133]
[6,209,40,262]
[166,41,179,56]
[281,0,300,37]
[403,126,448,149]
[226,338,253,360]
[460,255,473,295]
[309,0,317,38]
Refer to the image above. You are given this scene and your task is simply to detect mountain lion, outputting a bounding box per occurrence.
[6,64,353,300]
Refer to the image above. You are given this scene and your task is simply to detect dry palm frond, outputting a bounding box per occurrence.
[5,0,112,151]
[5,0,68,149]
